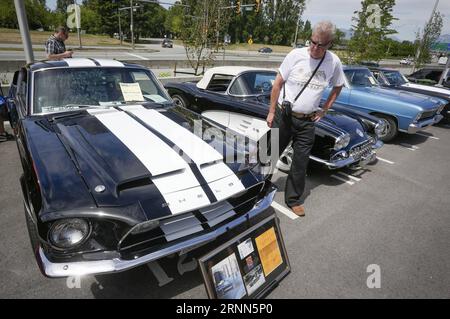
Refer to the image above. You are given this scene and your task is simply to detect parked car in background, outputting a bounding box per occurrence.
[165,67,385,172]
[371,67,450,123]
[258,47,272,54]
[322,66,445,141]
[438,56,448,65]
[399,58,413,65]
[161,38,173,48]
[2,59,276,278]
[407,67,449,88]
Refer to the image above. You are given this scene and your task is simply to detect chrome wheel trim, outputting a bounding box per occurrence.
[276,145,293,171]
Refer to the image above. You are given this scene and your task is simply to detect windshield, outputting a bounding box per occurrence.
[383,70,409,85]
[33,67,171,114]
[344,69,380,87]
[229,71,276,95]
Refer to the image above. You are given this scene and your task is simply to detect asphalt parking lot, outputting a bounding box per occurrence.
[1,123,449,299]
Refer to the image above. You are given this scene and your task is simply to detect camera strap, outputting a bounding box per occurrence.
[283,52,327,103]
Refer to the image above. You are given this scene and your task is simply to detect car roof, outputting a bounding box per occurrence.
[196,66,277,89]
[28,58,142,72]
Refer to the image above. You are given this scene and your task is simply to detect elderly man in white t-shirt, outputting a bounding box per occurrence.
[267,21,345,217]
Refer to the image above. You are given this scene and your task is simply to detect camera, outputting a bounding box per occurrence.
[281,100,292,118]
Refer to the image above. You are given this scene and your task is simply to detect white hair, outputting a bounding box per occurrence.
[312,21,336,41]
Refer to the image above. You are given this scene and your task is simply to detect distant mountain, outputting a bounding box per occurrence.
[338,28,353,40]
[437,34,450,43]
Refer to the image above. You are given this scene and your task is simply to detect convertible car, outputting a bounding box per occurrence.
[3,59,276,278]
[165,67,385,172]
[322,66,445,141]
[370,67,450,123]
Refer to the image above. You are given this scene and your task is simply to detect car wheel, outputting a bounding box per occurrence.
[375,114,398,142]
[171,94,190,109]
[276,144,293,172]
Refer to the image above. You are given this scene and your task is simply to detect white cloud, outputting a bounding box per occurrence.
[303,0,450,41]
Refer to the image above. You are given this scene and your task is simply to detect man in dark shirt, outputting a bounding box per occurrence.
[45,26,73,60]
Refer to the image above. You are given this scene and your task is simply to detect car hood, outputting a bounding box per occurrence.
[33,105,261,221]
[320,111,368,144]
[353,86,443,110]
[240,94,368,143]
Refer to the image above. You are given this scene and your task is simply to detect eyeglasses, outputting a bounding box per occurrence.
[310,38,331,49]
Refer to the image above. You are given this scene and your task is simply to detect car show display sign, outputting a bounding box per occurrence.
[198,214,290,299]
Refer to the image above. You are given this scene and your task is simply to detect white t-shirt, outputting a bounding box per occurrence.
[278,48,345,113]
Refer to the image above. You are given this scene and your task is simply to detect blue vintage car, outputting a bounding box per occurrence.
[322,66,445,142]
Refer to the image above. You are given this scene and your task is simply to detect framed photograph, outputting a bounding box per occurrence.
[198,213,290,299]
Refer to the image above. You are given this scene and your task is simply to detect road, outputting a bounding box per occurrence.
[1,121,449,298]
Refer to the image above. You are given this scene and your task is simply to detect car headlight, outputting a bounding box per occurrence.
[414,112,423,122]
[334,134,350,151]
[437,104,445,114]
[374,122,387,137]
[49,218,91,250]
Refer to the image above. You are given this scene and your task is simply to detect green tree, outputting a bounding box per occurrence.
[180,0,232,74]
[164,1,185,38]
[348,0,397,63]
[414,11,443,68]
[56,0,74,13]
[0,0,52,30]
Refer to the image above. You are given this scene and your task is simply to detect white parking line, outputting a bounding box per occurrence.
[127,53,149,60]
[331,174,355,185]
[400,143,419,151]
[271,201,299,220]
[416,132,439,140]
[337,171,361,182]
[377,157,395,165]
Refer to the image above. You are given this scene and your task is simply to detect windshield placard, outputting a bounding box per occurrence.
[120,83,145,102]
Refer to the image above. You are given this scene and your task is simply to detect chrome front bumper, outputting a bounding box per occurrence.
[37,188,277,278]
[405,115,443,134]
[311,140,383,169]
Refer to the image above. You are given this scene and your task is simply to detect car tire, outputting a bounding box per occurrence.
[171,94,190,109]
[375,114,398,142]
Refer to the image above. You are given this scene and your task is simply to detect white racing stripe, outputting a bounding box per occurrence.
[90,109,211,215]
[125,105,245,199]
[63,58,96,67]
[93,59,125,67]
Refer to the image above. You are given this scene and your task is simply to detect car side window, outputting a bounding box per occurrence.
[206,74,233,93]
[16,69,28,114]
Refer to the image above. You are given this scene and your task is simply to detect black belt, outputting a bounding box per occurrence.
[278,104,317,119]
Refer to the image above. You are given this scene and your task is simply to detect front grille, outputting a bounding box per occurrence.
[419,109,437,121]
[350,140,373,161]
[117,182,265,257]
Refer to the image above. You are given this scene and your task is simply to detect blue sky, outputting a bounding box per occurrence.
[46,0,449,41]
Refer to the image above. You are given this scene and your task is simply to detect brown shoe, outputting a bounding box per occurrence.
[291,205,305,217]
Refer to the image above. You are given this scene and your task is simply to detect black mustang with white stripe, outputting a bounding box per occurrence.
[4,59,276,278]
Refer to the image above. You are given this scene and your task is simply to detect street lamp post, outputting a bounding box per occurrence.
[13,0,34,63]
[130,0,135,49]
[118,9,123,46]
